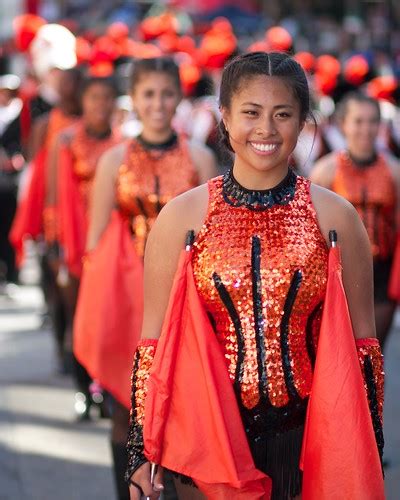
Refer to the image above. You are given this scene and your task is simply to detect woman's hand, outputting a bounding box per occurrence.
[129,462,164,500]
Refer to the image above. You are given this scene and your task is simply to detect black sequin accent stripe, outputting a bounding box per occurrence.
[281,270,303,400]
[305,302,322,369]
[222,168,297,211]
[213,272,245,393]
[364,355,385,469]
[135,196,148,218]
[251,236,268,400]
[125,351,147,482]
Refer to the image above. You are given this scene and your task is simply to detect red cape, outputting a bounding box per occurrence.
[9,147,48,266]
[57,143,88,278]
[73,211,143,409]
[301,247,385,499]
[144,246,272,499]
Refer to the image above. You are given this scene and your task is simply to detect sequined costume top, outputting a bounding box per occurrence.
[116,135,199,256]
[67,121,120,211]
[192,169,328,438]
[332,151,396,260]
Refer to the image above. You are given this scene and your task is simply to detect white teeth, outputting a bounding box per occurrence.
[250,142,278,152]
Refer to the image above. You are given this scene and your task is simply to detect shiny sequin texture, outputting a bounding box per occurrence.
[332,151,396,259]
[356,339,385,423]
[192,172,328,418]
[68,122,120,211]
[116,137,198,256]
[356,339,385,465]
[126,339,158,481]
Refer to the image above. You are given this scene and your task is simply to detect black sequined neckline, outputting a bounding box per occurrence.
[347,150,378,168]
[136,132,178,151]
[222,168,297,211]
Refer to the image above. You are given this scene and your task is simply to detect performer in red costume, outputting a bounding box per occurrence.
[73,57,216,499]
[311,91,400,350]
[45,76,120,419]
[10,68,82,372]
[126,53,384,500]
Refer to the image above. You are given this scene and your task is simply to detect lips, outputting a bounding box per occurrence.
[249,142,280,155]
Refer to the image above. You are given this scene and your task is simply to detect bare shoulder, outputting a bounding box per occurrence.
[154,183,210,238]
[310,183,362,245]
[58,124,77,146]
[96,141,128,181]
[188,139,214,160]
[309,151,338,188]
[188,139,218,182]
[383,152,400,183]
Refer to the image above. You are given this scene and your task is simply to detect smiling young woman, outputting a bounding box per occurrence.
[126,53,384,500]
[73,57,217,500]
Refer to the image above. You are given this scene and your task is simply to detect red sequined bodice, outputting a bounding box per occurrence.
[332,151,396,259]
[192,171,328,417]
[116,137,198,256]
[67,122,120,211]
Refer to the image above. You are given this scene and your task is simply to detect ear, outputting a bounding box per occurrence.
[220,106,230,132]
[299,120,306,133]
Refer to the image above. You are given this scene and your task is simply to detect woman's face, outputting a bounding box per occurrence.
[222,75,303,176]
[82,83,115,127]
[130,71,181,134]
[341,100,380,155]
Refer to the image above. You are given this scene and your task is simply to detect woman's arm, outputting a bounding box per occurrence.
[85,144,125,252]
[311,184,376,339]
[127,185,209,499]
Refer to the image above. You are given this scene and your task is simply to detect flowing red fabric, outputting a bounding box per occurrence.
[301,247,385,500]
[144,248,271,499]
[57,144,87,278]
[9,147,47,266]
[73,211,143,409]
[389,232,400,302]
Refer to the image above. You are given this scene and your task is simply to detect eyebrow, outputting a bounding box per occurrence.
[241,102,295,109]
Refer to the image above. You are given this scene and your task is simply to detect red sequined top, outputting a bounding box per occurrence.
[332,151,396,260]
[67,121,120,211]
[116,136,199,256]
[192,170,328,432]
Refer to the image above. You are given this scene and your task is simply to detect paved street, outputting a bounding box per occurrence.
[0,253,399,499]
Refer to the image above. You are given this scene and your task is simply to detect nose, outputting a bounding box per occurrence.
[258,116,277,136]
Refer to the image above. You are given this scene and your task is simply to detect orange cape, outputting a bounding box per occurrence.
[9,147,47,265]
[300,246,384,499]
[143,245,384,499]
[57,143,87,278]
[73,211,143,409]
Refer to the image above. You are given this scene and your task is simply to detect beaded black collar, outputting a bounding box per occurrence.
[136,132,178,151]
[222,168,297,211]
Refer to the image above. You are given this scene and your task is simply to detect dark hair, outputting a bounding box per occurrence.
[336,91,381,122]
[80,76,118,97]
[129,57,181,93]
[219,51,313,152]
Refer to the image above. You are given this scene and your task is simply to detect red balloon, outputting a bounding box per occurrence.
[13,14,46,52]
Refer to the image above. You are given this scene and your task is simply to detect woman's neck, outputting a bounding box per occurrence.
[232,161,290,191]
[347,148,377,167]
[140,127,174,145]
[84,120,112,139]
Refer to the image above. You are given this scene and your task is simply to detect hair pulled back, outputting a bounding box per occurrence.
[219,51,312,152]
[336,91,381,122]
[80,76,118,96]
[129,57,181,93]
